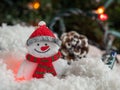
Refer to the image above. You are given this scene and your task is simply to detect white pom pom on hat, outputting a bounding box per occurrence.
[38,21,46,26]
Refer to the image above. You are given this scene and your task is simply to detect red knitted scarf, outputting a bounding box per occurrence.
[26,51,61,78]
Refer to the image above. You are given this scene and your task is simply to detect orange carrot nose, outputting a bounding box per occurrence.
[40,46,49,51]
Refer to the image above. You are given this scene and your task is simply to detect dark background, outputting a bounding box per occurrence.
[0,0,120,52]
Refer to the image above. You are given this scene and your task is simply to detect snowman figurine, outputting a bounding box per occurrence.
[17,21,67,80]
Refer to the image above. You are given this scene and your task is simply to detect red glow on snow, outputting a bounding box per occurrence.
[3,55,23,74]
[15,76,25,82]
[3,54,35,81]
[3,55,27,81]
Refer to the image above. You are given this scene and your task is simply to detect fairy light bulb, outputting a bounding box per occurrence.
[98,13,108,21]
[96,6,105,14]
[33,1,40,10]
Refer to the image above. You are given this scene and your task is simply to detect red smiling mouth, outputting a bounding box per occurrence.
[34,48,50,53]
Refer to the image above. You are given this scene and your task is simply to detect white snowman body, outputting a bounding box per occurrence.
[17,41,67,80]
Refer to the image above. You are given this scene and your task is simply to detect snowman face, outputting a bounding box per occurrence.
[27,41,60,58]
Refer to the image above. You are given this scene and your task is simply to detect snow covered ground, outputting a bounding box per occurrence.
[0,24,120,90]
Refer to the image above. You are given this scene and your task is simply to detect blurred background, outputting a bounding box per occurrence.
[0,0,120,52]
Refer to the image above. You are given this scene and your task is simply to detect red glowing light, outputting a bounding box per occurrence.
[98,14,108,21]
[15,76,25,82]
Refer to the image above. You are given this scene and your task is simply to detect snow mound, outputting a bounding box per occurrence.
[64,57,120,90]
[0,24,120,90]
[0,24,35,58]
[0,57,120,90]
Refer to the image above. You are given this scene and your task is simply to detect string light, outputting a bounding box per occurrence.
[28,2,33,10]
[33,1,40,10]
[28,1,40,10]
[95,6,105,14]
[98,13,108,21]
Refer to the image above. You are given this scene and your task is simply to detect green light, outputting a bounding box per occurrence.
[104,0,114,9]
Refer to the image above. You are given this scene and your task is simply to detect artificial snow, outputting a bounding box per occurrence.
[0,24,120,90]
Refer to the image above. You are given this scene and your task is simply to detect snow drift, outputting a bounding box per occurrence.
[0,24,120,90]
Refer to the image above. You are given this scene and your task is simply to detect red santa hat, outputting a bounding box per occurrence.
[26,21,61,46]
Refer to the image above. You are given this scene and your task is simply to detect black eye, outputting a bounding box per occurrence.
[68,43,71,46]
[45,43,47,46]
[37,43,39,46]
